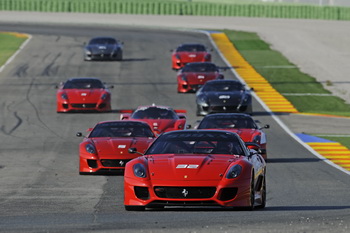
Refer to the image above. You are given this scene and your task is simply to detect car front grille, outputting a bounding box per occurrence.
[71,103,97,108]
[100,159,130,167]
[154,186,216,199]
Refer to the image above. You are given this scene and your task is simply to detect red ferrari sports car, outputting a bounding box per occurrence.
[171,43,211,70]
[196,113,269,160]
[120,105,189,135]
[177,62,224,93]
[124,130,266,210]
[77,121,156,174]
[56,77,112,113]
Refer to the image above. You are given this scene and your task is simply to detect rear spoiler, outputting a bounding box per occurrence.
[174,109,187,119]
[119,109,134,120]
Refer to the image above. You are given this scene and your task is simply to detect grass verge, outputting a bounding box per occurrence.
[0,32,27,66]
[221,29,350,117]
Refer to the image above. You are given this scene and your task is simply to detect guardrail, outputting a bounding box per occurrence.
[0,0,350,20]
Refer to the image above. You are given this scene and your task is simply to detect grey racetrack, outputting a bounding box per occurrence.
[0,12,349,232]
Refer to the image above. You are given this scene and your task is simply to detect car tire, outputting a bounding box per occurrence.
[256,177,266,209]
[245,173,255,211]
[125,205,145,211]
[196,105,203,116]
[116,50,123,61]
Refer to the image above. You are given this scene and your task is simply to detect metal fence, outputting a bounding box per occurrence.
[261,0,350,7]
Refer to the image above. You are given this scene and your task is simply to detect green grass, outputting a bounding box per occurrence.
[221,29,350,117]
[0,33,27,66]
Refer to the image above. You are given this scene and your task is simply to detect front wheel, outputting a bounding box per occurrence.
[256,177,266,209]
[245,176,255,211]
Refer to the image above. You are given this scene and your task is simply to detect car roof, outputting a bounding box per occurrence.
[96,120,151,127]
[202,113,252,118]
[205,79,243,85]
[67,77,102,81]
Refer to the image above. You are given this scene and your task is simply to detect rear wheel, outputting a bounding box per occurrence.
[125,205,145,211]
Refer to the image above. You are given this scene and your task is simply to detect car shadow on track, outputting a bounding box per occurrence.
[267,158,323,163]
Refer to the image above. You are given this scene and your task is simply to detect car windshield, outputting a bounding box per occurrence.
[63,79,104,89]
[89,122,154,138]
[146,131,244,155]
[202,82,243,92]
[132,107,179,120]
[182,63,217,73]
[176,44,206,52]
[198,115,257,129]
[89,38,117,45]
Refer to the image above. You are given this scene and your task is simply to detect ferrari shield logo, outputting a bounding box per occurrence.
[182,189,189,197]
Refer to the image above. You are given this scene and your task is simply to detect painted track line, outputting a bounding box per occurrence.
[0,32,31,73]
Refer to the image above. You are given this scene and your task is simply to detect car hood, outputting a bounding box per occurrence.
[205,91,244,104]
[178,52,207,62]
[92,137,153,158]
[86,44,118,52]
[65,89,104,102]
[137,119,182,133]
[147,154,239,181]
[183,72,218,84]
[205,128,257,142]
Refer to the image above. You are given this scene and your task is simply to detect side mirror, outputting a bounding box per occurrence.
[76,132,83,137]
[186,124,191,129]
[264,124,270,129]
[259,148,266,154]
[128,147,144,156]
[245,142,260,151]
[128,147,137,153]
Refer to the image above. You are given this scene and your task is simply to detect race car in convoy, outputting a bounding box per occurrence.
[84,36,123,61]
[196,113,269,160]
[171,43,211,70]
[196,80,253,116]
[77,121,156,175]
[56,77,112,113]
[120,105,189,135]
[177,62,224,93]
[124,130,266,210]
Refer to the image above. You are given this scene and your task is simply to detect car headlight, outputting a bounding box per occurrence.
[85,49,91,55]
[181,75,187,82]
[226,164,242,179]
[175,54,181,60]
[197,95,209,107]
[133,163,147,178]
[101,93,108,100]
[85,144,96,154]
[61,93,68,100]
[253,135,261,144]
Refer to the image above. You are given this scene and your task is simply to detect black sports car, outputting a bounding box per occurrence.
[84,37,123,61]
[196,80,253,116]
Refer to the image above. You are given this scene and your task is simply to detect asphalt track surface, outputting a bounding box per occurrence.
[0,12,349,232]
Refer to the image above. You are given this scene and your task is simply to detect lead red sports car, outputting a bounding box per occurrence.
[120,105,189,135]
[124,130,266,210]
[171,43,211,70]
[56,78,112,113]
[77,121,156,175]
[196,113,269,160]
[177,62,224,93]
